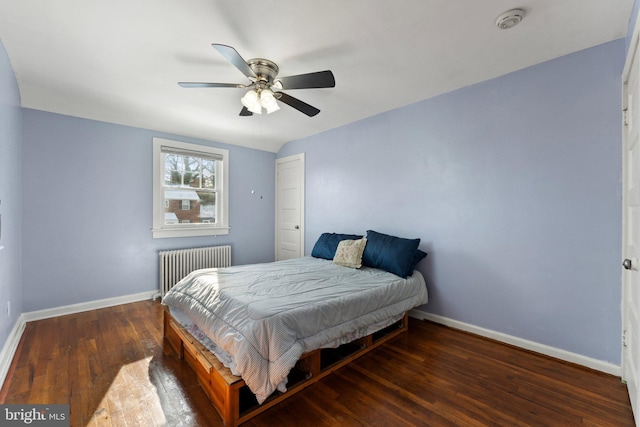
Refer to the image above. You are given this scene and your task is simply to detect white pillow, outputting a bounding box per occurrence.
[333,238,367,268]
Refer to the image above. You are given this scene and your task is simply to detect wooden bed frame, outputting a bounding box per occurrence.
[163,306,409,426]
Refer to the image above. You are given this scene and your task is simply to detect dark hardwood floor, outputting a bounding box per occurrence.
[0,300,634,426]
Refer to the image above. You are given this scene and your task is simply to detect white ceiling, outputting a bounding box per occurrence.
[0,1,633,152]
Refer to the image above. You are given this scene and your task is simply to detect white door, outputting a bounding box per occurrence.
[275,154,304,261]
[623,28,640,426]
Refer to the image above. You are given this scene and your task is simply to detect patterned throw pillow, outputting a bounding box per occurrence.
[333,238,367,268]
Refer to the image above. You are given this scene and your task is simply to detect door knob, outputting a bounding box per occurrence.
[623,259,633,270]
[295,225,299,229]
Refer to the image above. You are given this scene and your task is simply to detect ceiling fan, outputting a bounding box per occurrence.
[178,44,335,117]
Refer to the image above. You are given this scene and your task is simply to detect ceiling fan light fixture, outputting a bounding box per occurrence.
[260,89,280,114]
[265,103,280,114]
[241,89,262,114]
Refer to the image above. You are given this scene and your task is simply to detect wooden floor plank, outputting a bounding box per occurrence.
[0,300,635,426]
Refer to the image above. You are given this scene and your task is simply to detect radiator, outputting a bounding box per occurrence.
[159,245,231,296]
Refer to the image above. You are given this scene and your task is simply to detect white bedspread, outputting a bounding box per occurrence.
[162,257,428,404]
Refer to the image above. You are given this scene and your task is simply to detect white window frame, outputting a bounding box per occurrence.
[152,137,229,238]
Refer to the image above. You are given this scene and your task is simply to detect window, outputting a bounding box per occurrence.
[152,138,229,238]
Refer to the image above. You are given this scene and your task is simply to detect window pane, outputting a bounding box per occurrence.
[164,153,182,186]
[163,153,211,188]
[197,191,216,223]
[182,155,202,188]
[163,189,216,225]
[202,159,215,189]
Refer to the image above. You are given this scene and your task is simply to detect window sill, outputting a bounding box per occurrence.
[152,226,230,239]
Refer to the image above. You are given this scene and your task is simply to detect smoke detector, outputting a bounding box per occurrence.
[496,9,525,29]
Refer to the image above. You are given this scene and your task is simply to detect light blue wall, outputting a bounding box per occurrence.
[0,39,22,348]
[21,110,276,312]
[278,40,625,364]
[627,0,639,53]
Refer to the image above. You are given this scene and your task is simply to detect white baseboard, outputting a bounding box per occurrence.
[23,291,158,322]
[409,309,621,377]
[0,314,26,391]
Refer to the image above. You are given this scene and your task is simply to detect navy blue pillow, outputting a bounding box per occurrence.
[409,249,428,273]
[362,230,420,278]
[311,233,363,260]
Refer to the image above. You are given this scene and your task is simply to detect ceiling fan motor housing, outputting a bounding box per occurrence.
[248,58,279,84]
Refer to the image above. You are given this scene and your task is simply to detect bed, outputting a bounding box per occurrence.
[162,230,429,426]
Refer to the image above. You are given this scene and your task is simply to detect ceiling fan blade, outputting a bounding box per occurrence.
[178,82,247,88]
[277,70,335,90]
[239,106,253,116]
[276,92,320,117]
[212,44,257,80]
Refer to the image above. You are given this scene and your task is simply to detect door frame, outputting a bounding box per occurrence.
[275,153,305,260]
[622,10,640,423]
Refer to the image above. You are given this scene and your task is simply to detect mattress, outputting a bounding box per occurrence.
[162,256,428,404]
